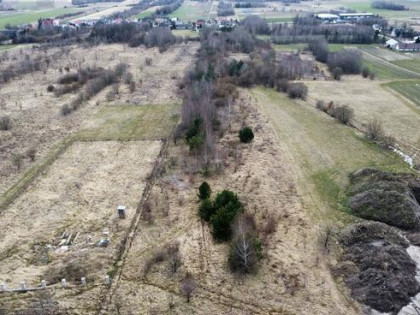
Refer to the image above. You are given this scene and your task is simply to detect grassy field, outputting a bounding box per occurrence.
[344,0,420,18]
[0,8,83,28]
[391,59,420,75]
[135,6,157,19]
[385,80,420,107]
[251,87,411,221]
[362,53,420,80]
[172,29,199,37]
[0,44,19,51]
[77,104,179,141]
[169,0,211,21]
[273,43,307,51]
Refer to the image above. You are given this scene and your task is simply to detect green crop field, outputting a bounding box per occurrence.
[0,8,83,29]
[344,1,420,18]
[391,60,420,76]
[169,1,211,21]
[385,80,420,107]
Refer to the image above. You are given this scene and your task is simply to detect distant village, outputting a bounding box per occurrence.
[315,12,420,52]
[0,14,238,43]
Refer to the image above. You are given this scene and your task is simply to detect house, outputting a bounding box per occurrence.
[38,18,59,30]
[338,13,374,21]
[396,42,420,52]
[316,13,339,23]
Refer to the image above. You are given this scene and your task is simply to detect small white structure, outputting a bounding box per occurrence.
[385,39,399,50]
[105,275,111,286]
[41,280,47,289]
[81,277,86,286]
[61,279,67,288]
[118,205,126,219]
[20,282,26,290]
[0,284,5,291]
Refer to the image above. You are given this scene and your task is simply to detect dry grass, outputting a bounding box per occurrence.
[0,43,197,197]
[304,78,420,158]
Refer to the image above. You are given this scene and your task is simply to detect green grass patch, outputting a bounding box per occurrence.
[385,80,420,107]
[0,44,19,51]
[172,29,198,38]
[273,43,307,51]
[362,55,420,80]
[169,1,211,21]
[77,104,179,141]
[391,59,420,76]
[0,8,83,29]
[251,87,411,223]
[263,17,293,23]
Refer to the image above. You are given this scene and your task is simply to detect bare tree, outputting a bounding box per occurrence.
[180,272,197,303]
[366,118,383,141]
[228,214,261,274]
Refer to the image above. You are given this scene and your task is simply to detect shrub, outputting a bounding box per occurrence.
[239,126,254,143]
[47,85,54,92]
[213,190,241,211]
[186,118,205,151]
[27,148,36,162]
[0,116,12,131]
[198,181,211,200]
[287,82,308,100]
[333,105,354,124]
[129,81,136,93]
[362,66,370,78]
[366,118,383,141]
[276,79,289,93]
[60,104,72,116]
[210,204,238,241]
[199,198,214,221]
[145,57,153,66]
[12,153,23,170]
[327,50,362,74]
[332,67,343,80]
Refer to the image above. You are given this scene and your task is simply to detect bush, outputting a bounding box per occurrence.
[199,198,214,221]
[362,66,371,78]
[210,204,238,241]
[213,190,241,211]
[47,85,54,92]
[327,50,362,74]
[332,67,343,80]
[198,181,211,200]
[366,118,383,141]
[186,118,205,151]
[287,82,308,100]
[60,104,72,116]
[333,105,354,124]
[27,148,37,162]
[239,127,254,143]
[276,79,289,93]
[0,116,12,131]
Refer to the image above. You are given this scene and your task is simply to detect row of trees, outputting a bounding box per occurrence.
[308,38,363,76]
[272,14,377,44]
[372,0,408,10]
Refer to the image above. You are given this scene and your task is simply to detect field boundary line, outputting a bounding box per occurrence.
[96,128,175,314]
[361,50,420,77]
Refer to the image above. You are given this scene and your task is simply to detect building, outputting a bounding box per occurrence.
[385,38,399,49]
[396,42,420,52]
[316,13,339,22]
[338,13,375,20]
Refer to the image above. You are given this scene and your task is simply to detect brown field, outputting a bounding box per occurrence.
[304,77,420,159]
[0,43,197,198]
[103,91,359,314]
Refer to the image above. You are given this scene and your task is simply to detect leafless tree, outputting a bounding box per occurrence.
[180,272,197,303]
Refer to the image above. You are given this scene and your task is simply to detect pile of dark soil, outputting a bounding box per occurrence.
[338,221,419,313]
[348,168,420,230]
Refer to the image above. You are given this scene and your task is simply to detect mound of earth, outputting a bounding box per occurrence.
[348,168,420,230]
[338,221,419,313]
